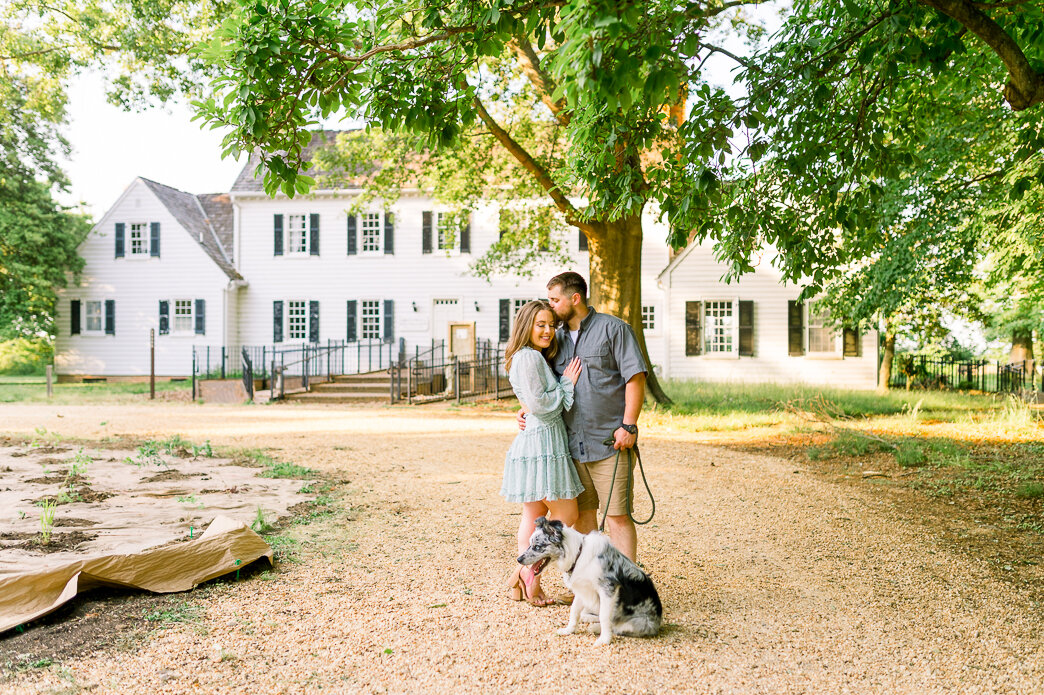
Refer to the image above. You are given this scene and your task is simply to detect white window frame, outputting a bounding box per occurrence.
[703,299,738,358]
[286,214,309,255]
[172,299,195,335]
[129,223,149,256]
[806,301,841,356]
[436,212,457,253]
[641,305,657,333]
[360,212,383,254]
[360,300,383,340]
[287,300,308,340]
[84,300,104,334]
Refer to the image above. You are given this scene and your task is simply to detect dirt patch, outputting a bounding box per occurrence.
[23,476,65,485]
[140,470,195,483]
[32,486,113,506]
[198,487,242,494]
[8,531,97,553]
[53,517,94,528]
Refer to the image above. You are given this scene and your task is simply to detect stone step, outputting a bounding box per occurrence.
[310,382,396,394]
[284,390,391,403]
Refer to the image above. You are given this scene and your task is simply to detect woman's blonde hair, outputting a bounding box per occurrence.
[503,300,559,373]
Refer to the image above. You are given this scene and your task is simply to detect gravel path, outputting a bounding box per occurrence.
[2,403,1042,694]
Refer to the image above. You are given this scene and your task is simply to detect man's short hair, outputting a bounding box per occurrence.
[548,272,587,301]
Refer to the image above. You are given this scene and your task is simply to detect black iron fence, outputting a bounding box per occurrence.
[889,355,1039,393]
[391,339,508,404]
[192,339,404,400]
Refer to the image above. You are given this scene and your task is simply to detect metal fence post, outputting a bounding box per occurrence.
[454,355,460,403]
[191,350,197,400]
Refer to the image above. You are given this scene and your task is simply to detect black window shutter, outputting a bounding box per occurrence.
[685,301,702,356]
[383,299,394,342]
[273,300,284,343]
[309,214,320,255]
[499,299,510,343]
[346,214,357,255]
[346,300,357,342]
[308,300,320,342]
[788,301,805,356]
[384,213,394,255]
[195,299,206,335]
[578,230,589,252]
[422,211,433,254]
[460,215,471,253]
[150,222,161,257]
[115,223,125,258]
[738,300,754,357]
[159,300,169,335]
[70,300,81,335]
[274,214,284,256]
[843,328,861,357]
[104,300,115,335]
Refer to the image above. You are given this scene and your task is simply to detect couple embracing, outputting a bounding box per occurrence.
[501,271,647,606]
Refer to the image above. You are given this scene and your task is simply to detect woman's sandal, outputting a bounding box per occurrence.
[505,566,524,602]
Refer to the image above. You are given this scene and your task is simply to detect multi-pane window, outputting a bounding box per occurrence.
[130,223,148,255]
[642,305,656,331]
[361,300,382,339]
[287,214,308,254]
[437,212,453,250]
[361,213,381,252]
[173,300,194,333]
[704,301,733,353]
[808,303,836,352]
[287,301,307,340]
[85,301,103,332]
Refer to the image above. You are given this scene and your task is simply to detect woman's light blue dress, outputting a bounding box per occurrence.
[500,347,584,503]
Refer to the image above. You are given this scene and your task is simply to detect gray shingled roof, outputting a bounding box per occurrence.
[140,179,243,281]
[230,129,369,193]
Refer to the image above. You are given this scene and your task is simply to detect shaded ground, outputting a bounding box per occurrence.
[0,402,1042,693]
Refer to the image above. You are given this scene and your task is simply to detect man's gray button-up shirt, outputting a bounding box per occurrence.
[551,308,647,463]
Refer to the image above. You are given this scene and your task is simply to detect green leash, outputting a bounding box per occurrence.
[598,437,656,533]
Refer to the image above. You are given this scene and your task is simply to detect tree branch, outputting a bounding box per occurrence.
[699,42,754,69]
[508,37,571,126]
[920,0,1044,109]
[472,96,600,237]
[686,0,760,19]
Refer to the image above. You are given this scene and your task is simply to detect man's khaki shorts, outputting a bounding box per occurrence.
[574,451,635,516]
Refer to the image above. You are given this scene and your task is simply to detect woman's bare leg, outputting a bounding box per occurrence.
[517,501,551,605]
[543,497,578,528]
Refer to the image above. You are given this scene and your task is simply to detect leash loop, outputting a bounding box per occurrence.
[597,437,655,533]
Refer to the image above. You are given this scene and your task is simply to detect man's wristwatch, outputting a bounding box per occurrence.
[620,423,638,435]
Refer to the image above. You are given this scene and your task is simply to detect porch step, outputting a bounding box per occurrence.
[283,390,391,403]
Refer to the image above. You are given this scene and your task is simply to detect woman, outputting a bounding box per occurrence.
[501,300,583,606]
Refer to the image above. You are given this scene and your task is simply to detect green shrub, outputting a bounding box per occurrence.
[0,338,52,376]
[895,441,927,468]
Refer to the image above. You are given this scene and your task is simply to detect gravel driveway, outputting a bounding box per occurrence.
[1,402,1042,694]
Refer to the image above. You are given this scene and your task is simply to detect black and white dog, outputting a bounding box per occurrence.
[517,517,662,646]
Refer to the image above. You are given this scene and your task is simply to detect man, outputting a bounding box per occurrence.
[517,271,647,561]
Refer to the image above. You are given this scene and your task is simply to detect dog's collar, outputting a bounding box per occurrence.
[565,539,584,576]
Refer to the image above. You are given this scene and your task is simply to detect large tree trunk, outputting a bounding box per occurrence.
[1010,328,1034,373]
[878,323,895,393]
[586,213,672,405]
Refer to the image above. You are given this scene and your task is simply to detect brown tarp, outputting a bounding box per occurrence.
[0,516,272,633]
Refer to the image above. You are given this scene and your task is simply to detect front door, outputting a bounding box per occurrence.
[449,322,475,358]
[431,298,462,344]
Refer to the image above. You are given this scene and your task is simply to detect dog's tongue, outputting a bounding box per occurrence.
[532,558,549,576]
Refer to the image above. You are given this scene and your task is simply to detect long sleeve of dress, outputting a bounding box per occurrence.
[511,349,574,416]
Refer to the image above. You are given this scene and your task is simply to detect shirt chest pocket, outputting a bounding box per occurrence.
[579,344,613,371]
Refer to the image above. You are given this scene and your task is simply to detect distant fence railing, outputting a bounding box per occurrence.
[889,355,1038,393]
[390,339,508,404]
[192,339,404,400]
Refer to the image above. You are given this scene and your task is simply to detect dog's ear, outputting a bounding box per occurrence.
[535,516,550,531]
[548,519,564,538]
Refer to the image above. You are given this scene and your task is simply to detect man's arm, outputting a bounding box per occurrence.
[613,372,645,449]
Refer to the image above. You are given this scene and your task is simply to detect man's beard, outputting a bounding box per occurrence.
[554,303,576,324]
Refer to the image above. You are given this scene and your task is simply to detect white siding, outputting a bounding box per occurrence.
[231,192,670,359]
[55,179,230,377]
[660,243,879,389]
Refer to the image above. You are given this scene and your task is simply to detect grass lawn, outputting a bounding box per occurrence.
[0,376,191,404]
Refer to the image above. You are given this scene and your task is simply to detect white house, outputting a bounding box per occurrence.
[56,131,878,389]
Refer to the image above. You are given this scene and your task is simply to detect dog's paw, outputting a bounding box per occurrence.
[556,627,575,636]
[593,635,612,647]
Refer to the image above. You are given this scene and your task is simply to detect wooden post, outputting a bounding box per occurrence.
[45,365,53,398]
[149,329,155,400]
